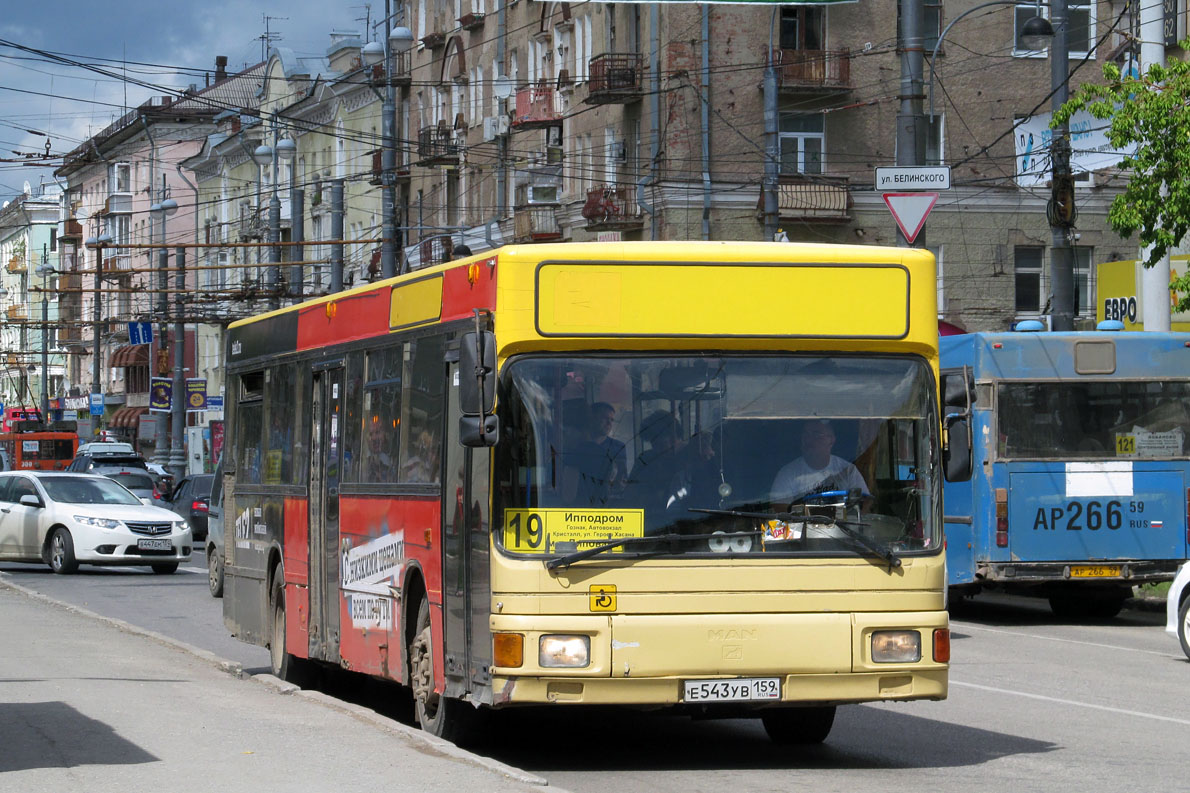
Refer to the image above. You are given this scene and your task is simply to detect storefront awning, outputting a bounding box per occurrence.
[111,344,149,367]
[109,405,149,429]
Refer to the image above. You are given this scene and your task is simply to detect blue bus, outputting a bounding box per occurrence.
[941,327,1190,618]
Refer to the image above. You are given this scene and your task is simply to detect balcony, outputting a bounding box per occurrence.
[369,148,411,185]
[513,206,562,243]
[6,255,27,274]
[585,53,643,105]
[60,218,83,241]
[773,174,852,222]
[420,30,446,49]
[581,184,645,231]
[417,125,462,166]
[772,48,852,93]
[370,50,411,88]
[419,235,454,268]
[459,11,485,30]
[6,303,29,321]
[512,82,562,130]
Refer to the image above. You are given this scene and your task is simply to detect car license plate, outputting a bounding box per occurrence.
[1070,565,1121,578]
[683,677,781,703]
[137,538,172,551]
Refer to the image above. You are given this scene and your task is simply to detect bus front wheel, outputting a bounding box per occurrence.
[409,598,475,743]
[761,705,836,744]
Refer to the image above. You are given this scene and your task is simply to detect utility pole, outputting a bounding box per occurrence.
[38,246,49,421]
[896,0,927,247]
[330,180,345,292]
[151,178,177,463]
[762,8,779,242]
[380,0,398,279]
[168,246,186,480]
[1139,2,1170,331]
[1048,0,1076,331]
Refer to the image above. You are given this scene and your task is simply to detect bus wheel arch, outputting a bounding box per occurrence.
[404,577,476,743]
[267,554,314,686]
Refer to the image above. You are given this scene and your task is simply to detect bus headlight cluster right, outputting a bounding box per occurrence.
[871,630,922,663]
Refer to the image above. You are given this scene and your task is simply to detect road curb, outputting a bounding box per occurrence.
[0,574,562,791]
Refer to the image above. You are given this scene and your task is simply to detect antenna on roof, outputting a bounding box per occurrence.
[260,15,288,62]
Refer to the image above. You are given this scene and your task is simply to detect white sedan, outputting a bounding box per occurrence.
[0,471,192,574]
[1166,563,1190,660]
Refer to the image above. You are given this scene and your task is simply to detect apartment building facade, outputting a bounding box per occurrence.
[398,0,1140,331]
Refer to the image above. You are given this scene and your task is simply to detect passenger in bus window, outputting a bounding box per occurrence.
[365,419,398,482]
[770,419,869,508]
[625,411,688,523]
[588,402,627,499]
[401,429,441,483]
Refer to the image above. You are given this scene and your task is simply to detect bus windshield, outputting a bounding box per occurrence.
[495,354,940,561]
[997,380,1190,460]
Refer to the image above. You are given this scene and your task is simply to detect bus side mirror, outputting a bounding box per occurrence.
[459,330,496,417]
[944,414,972,482]
[459,415,499,447]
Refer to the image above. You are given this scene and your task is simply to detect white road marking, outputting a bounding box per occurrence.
[951,620,1172,657]
[180,566,207,574]
[952,680,1190,726]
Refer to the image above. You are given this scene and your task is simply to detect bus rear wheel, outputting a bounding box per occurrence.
[761,705,836,744]
[269,570,314,687]
[409,599,475,743]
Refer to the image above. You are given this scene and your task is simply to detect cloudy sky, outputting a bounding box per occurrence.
[0,0,384,198]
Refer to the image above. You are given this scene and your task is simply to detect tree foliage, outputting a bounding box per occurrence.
[1055,52,1190,308]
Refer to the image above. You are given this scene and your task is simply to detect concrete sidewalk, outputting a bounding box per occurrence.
[0,580,552,793]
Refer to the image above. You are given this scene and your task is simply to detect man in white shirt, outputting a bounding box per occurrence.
[770,419,869,507]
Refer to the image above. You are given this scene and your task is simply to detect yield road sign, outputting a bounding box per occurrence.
[875,166,951,191]
[883,192,939,244]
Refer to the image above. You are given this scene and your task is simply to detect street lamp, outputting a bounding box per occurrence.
[254,122,296,309]
[928,2,1053,117]
[83,231,112,439]
[363,9,415,279]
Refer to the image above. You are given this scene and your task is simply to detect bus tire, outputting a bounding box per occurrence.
[409,598,475,743]
[207,544,224,598]
[1178,596,1190,661]
[151,562,178,574]
[761,706,836,745]
[48,527,78,574]
[269,570,314,687]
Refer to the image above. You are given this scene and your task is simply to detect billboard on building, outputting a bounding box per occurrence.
[1096,257,1190,331]
[1014,108,1134,188]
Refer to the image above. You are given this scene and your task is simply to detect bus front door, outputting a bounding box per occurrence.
[307,365,343,664]
[442,358,493,703]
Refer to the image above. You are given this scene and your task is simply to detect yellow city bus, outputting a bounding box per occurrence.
[222,241,955,744]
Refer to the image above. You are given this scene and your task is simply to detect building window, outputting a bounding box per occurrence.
[926,114,944,165]
[930,244,945,313]
[1015,245,1044,313]
[898,1,942,51]
[780,7,824,50]
[779,113,824,175]
[1073,245,1094,318]
[109,163,131,194]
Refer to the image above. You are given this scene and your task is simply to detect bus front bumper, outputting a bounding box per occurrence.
[491,669,948,707]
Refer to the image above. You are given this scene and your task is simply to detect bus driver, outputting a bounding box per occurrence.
[770,419,869,508]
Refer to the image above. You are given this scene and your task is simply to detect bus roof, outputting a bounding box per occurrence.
[941,330,1190,379]
[228,241,939,365]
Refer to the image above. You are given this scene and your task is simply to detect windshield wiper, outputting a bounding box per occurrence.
[835,520,903,569]
[545,531,758,571]
[691,508,903,570]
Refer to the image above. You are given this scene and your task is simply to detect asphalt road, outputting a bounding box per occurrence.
[3,555,1186,793]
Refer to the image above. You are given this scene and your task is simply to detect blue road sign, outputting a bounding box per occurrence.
[128,322,153,345]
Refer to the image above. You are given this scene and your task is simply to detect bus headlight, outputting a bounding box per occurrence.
[871,630,922,663]
[539,635,590,668]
